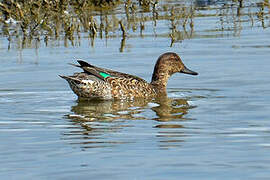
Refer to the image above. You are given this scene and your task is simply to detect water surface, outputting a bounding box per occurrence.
[1,0,270,179]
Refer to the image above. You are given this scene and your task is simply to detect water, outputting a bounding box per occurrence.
[1,0,270,179]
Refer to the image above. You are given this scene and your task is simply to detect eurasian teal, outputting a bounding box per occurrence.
[60,52,198,100]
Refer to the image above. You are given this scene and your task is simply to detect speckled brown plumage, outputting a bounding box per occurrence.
[60,52,198,100]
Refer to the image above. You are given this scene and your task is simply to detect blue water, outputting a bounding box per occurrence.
[1,1,270,179]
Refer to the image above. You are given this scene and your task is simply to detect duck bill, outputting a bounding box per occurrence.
[180,66,198,75]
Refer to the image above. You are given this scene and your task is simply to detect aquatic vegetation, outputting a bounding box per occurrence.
[0,0,269,50]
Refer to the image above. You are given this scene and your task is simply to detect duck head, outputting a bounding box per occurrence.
[151,52,198,93]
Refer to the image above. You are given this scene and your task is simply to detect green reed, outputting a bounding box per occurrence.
[0,0,269,49]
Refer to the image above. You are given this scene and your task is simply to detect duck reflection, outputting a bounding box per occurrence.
[69,97,195,121]
[70,98,150,121]
[152,96,196,149]
[65,96,197,149]
[152,97,194,122]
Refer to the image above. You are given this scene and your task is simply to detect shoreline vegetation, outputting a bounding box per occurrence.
[0,0,269,50]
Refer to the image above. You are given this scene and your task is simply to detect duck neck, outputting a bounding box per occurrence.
[150,69,170,94]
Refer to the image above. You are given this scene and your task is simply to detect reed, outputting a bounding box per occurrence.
[0,0,268,49]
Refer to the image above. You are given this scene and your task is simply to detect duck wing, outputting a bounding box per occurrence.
[73,60,147,83]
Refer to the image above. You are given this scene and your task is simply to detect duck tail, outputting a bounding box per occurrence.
[59,75,82,84]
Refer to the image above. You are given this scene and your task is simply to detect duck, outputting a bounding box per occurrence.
[60,52,198,100]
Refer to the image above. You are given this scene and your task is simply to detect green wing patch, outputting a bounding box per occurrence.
[99,72,111,78]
